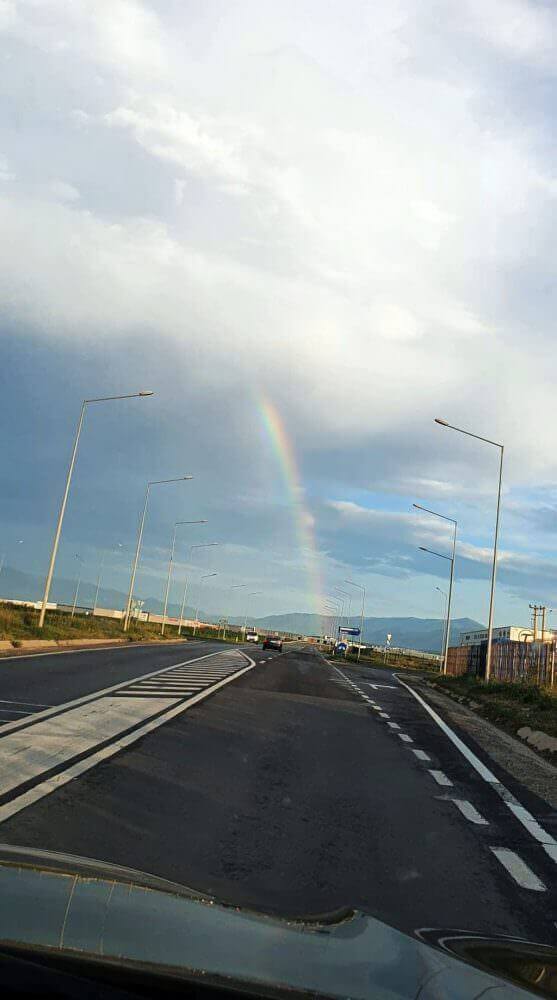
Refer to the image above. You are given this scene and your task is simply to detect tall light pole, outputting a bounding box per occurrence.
[93,542,123,615]
[71,554,84,618]
[177,542,218,636]
[325,597,342,639]
[38,391,154,629]
[224,583,247,640]
[435,417,503,682]
[123,475,193,631]
[243,592,262,638]
[418,545,453,675]
[413,502,457,677]
[161,520,207,635]
[345,580,366,661]
[194,573,218,635]
[435,586,449,665]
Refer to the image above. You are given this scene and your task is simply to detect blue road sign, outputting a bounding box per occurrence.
[338,627,361,636]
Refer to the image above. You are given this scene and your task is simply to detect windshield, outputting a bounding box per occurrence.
[1,3,556,998]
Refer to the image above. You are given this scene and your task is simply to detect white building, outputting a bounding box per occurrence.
[459,625,554,645]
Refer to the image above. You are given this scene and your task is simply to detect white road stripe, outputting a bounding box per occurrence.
[379,712,390,718]
[428,770,452,786]
[411,749,431,761]
[387,722,401,730]
[452,799,488,825]
[395,673,557,860]
[0,699,52,708]
[0,653,256,824]
[398,734,413,743]
[490,848,546,892]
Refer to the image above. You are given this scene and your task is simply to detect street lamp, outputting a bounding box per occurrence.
[194,573,218,635]
[93,542,124,615]
[419,545,453,674]
[242,592,262,639]
[413,502,457,676]
[178,542,219,635]
[123,475,193,631]
[161,520,207,635]
[223,583,247,640]
[71,554,84,618]
[345,580,366,661]
[435,417,504,682]
[38,391,154,629]
[177,543,219,636]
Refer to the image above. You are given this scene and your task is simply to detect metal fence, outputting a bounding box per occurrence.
[447,639,556,686]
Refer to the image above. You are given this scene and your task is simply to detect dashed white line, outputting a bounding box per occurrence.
[387,722,401,730]
[398,733,413,743]
[411,749,431,761]
[395,673,557,863]
[451,799,488,825]
[490,849,546,892]
[428,769,452,786]
[379,712,389,718]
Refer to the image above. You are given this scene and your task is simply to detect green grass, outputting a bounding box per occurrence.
[0,603,241,645]
[338,648,440,673]
[432,673,557,740]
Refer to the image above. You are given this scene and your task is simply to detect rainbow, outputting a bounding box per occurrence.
[257,392,324,621]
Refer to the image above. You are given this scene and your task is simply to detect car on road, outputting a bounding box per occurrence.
[263,635,283,651]
[245,631,259,643]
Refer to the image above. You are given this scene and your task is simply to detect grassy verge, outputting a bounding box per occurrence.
[0,603,242,646]
[333,648,440,673]
[431,673,557,740]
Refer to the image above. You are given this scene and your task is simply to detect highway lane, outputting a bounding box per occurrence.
[0,639,231,724]
[0,646,554,948]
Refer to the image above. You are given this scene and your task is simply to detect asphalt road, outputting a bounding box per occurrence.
[0,642,555,949]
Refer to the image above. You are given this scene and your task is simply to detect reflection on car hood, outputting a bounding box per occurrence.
[0,844,548,999]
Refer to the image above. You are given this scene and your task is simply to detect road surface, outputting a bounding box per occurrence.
[0,641,555,947]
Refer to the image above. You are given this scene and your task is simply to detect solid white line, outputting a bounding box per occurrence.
[0,708,33,715]
[0,698,52,708]
[452,799,488,825]
[0,649,247,739]
[0,653,257,824]
[490,848,546,892]
[429,770,452,786]
[0,640,193,664]
[395,673,557,859]
[411,749,431,761]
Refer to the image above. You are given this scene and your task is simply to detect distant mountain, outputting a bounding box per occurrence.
[0,564,483,651]
[235,613,484,654]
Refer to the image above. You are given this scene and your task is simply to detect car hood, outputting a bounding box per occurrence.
[0,844,550,999]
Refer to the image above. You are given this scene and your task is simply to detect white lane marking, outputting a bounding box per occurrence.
[452,799,488,825]
[387,722,401,730]
[411,749,431,761]
[490,849,546,892]
[379,712,390,718]
[0,709,34,715]
[0,698,53,708]
[429,770,453,786]
[0,641,193,664]
[367,683,397,690]
[398,734,413,743]
[0,649,237,739]
[395,673,557,860]
[0,653,256,824]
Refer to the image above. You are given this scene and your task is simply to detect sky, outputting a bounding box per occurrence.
[2,0,557,629]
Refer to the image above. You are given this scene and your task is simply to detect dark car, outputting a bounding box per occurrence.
[263,635,283,651]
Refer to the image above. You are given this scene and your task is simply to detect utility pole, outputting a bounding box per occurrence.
[529,603,545,642]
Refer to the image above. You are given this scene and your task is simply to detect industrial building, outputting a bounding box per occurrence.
[458,625,555,645]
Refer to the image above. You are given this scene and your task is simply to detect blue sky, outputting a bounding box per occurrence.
[2,0,557,628]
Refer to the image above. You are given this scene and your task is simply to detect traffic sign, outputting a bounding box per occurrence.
[339,627,361,636]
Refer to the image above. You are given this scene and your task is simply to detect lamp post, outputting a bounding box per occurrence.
[413,502,457,676]
[242,592,262,639]
[224,584,247,640]
[93,542,123,615]
[435,418,504,682]
[345,580,366,661]
[38,391,153,628]
[161,520,207,635]
[177,543,218,636]
[193,573,217,635]
[123,475,193,631]
[71,554,84,618]
[418,545,453,674]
